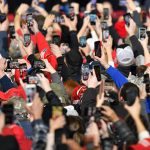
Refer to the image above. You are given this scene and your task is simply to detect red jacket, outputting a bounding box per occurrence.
[16,29,57,69]
[2,124,32,150]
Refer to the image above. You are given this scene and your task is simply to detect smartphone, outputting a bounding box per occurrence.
[25,84,37,106]
[24,34,31,47]
[0,13,6,23]
[26,13,33,27]
[52,35,61,46]
[81,64,90,81]
[94,41,101,57]
[123,13,132,27]
[69,6,75,21]
[143,74,149,83]
[0,0,7,4]
[2,104,14,125]
[52,106,63,119]
[33,60,46,69]
[91,0,97,8]
[19,63,27,69]
[90,14,97,25]
[142,11,147,24]
[101,21,108,30]
[146,84,150,93]
[27,76,39,84]
[54,16,64,23]
[33,0,39,5]
[93,65,101,81]
[7,60,20,69]
[139,28,146,40]
[119,0,127,6]
[103,8,109,20]
[102,29,109,42]
[79,36,87,47]
[9,25,15,39]
[86,142,95,150]
[130,65,137,76]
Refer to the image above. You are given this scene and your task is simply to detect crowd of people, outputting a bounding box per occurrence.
[0,0,150,150]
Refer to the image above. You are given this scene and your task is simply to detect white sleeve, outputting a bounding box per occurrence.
[91,31,99,41]
[138,131,150,141]
[108,61,115,67]
[46,132,55,150]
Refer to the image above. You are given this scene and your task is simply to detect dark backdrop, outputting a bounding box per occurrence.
[7,0,148,13]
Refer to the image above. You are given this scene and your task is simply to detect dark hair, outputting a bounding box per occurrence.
[120,83,140,106]
[136,65,147,77]
[34,15,45,31]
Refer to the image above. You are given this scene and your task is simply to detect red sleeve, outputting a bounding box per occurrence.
[145,63,150,67]
[16,29,23,37]
[36,32,57,69]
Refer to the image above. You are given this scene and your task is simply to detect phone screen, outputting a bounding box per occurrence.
[103,8,109,20]
[119,0,127,6]
[139,28,146,40]
[90,14,96,25]
[123,13,132,26]
[28,76,39,84]
[26,14,33,27]
[101,21,108,29]
[79,36,87,47]
[81,64,90,81]
[24,34,31,47]
[69,7,75,20]
[102,29,109,42]
[52,35,61,46]
[9,26,15,39]
[25,84,37,106]
[33,60,46,69]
